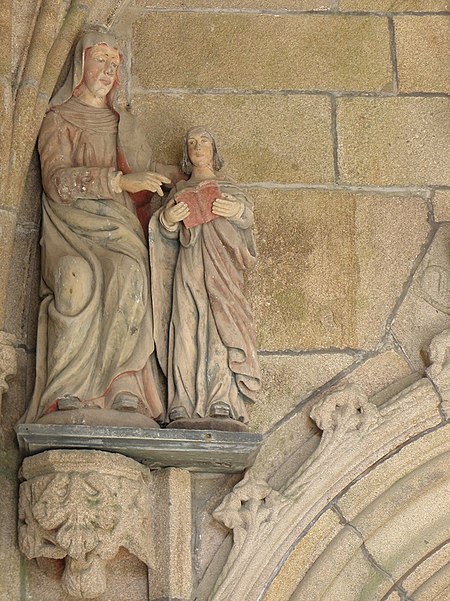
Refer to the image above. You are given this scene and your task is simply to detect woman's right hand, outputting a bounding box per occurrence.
[119,172,171,196]
[163,198,190,227]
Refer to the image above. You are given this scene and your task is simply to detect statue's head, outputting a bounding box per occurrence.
[50,31,122,108]
[181,126,224,175]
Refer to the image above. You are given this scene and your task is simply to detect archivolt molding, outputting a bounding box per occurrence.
[209,332,450,601]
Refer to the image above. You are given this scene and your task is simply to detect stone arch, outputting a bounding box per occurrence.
[206,357,450,601]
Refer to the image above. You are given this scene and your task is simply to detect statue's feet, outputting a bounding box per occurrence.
[111,392,140,412]
[57,395,83,411]
[166,404,249,432]
[209,402,231,419]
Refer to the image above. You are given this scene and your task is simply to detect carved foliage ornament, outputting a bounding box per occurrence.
[18,450,152,599]
[211,384,382,600]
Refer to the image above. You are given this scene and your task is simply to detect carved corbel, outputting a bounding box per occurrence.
[0,331,17,414]
[18,450,153,599]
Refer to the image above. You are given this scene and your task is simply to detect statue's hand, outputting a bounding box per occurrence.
[155,164,187,187]
[212,193,244,219]
[163,198,190,227]
[119,172,171,196]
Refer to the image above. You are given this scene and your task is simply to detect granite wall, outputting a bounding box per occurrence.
[0,1,449,600]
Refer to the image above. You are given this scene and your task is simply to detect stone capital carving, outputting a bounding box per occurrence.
[0,331,17,412]
[18,450,152,599]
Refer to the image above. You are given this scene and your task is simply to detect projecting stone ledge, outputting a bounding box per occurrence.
[16,424,263,473]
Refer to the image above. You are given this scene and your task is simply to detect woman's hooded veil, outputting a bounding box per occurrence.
[50,30,154,173]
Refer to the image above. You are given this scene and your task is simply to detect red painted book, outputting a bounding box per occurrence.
[175,180,221,229]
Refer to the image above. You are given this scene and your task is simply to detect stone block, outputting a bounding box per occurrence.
[392,224,450,369]
[289,525,389,601]
[249,352,354,432]
[337,350,414,402]
[133,0,332,8]
[363,474,450,585]
[339,0,449,10]
[432,189,450,222]
[402,544,450,597]
[264,510,343,601]
[132,94,333,184]
[0,476,22,601]
[4,224,40,348]
[337,425,450,524]
[151,468,193,601]
[252,349,413,487]
[18,148,42,226]
[0,209,17,326]
[337,97,450,186]
[395,16,450,94]
[249,189,428,350]
[132,14,392,92]
[413,563,450,601]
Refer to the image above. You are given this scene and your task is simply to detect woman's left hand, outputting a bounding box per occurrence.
[212,193,244,219]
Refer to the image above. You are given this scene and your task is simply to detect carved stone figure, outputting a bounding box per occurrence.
[22,32,181,427]
[18,450,153,599]
[150,126,261,431]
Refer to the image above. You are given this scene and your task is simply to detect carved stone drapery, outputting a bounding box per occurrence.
[0,331,17,414]
[18,450,153,599]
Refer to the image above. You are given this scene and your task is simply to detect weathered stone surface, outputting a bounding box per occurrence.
[337,350,415,403]
[339,0,449,10]
[4,224,40,348]
[249,189,428,350]
[252,349,413,488]
[133,14,392,92]
[337,98,450,186]
[0,209,17,326]
[25,550,149,601]
[18,148,42,225]
[11,0,38,83]
[19,450,153,600]
[249,352,355,432]
[133,0,332,8]
[337,425,450,525]
[0,331,17,418]
[412,563,450,601]
[363,473,450,587]
[395,16,450,94]
[0,476,22,601]
[191,472,240,590]
[132,94,333,184]
[353,194,429,348]
[402,544,450,597]
[264,509,343,601]
[432,189,450,222]
[392,224,450,370]
[150,469,192,601]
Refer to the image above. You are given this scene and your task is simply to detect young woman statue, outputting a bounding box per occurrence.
[150,127,261,431]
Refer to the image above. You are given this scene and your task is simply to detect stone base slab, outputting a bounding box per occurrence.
[16,424,262,473]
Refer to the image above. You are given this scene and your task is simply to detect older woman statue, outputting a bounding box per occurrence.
[150,127,261,431]
[22,31,181,427]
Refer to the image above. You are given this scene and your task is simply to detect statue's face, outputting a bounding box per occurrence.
[82,44,120,102]
[187,131,214,169]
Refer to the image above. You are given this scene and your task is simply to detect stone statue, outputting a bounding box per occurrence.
[150,126,261,431]
[22,31,182,427]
